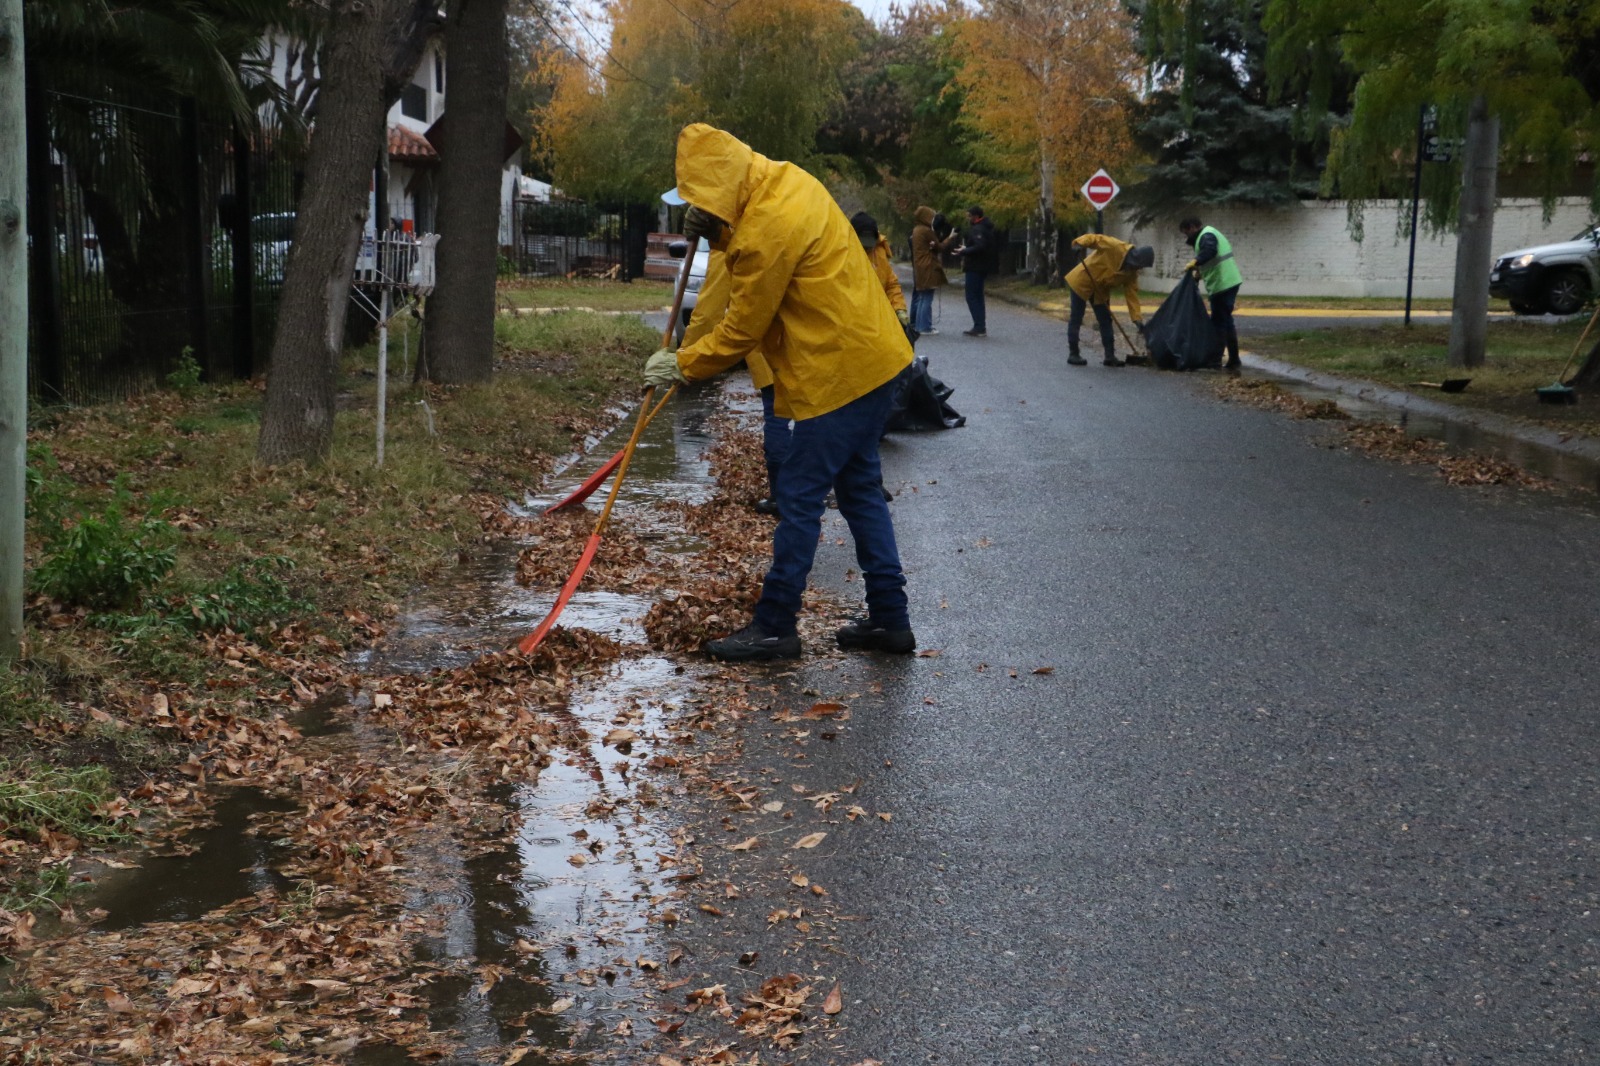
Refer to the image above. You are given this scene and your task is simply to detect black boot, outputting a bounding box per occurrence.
[707,622,802,662]
[1067,349,1088,366]
[754,463,781,515]
[835,616,916,654]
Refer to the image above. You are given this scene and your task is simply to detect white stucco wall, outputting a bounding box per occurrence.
[1116,198,1595,298]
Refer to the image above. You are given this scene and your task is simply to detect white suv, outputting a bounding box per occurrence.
[1490,224,1599,316]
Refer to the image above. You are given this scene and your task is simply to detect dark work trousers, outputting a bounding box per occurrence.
[1209,284,1241,364]
[1067,290,1115,360]
[759,385,793,492]
[753,378,908,637]
[964,270,987,332]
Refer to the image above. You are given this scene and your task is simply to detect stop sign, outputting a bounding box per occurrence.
[1081,168,1119,210]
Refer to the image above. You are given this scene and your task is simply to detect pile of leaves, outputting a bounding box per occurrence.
[2,887,448,1063]
[1215,376,1351,420]
[1219,377,1556,489]
[1341,424,1552,488]
[643,573,764,653]
[515,508,663,591]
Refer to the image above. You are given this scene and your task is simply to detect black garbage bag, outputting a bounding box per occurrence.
[1145,273,1222,371]
[886,356,966,431]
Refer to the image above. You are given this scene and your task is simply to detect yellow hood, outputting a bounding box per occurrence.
[676,124,765,226]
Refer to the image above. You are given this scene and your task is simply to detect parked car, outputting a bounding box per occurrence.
[669,240,710,345]
[252,212,296,284]
[1489,224,1599,316]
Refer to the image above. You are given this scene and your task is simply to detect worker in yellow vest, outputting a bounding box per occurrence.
[1179,217,1244,371]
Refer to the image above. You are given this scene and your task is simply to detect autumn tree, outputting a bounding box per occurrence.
[539,0,859,203]
[1266,0,1600,367]
[950,0,1141,285]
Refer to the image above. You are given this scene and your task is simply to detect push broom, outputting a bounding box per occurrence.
[516,237,699,654]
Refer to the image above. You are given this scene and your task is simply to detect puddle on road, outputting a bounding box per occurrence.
[1267,377,1600,494]
[83,788,299,933]
[67,383,733,1062]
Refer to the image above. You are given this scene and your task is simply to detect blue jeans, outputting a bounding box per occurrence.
[964,270,987,332]
[759,385,792,472]
[910,289,935,333]
[753,379,908,636]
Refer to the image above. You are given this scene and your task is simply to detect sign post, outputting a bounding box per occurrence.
[1080,168,1119,235]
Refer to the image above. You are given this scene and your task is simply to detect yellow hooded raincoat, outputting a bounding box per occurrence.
[866,234,907,314]
[1065,233,1144,324]
[672,124,911,420]
[681,250,774,390]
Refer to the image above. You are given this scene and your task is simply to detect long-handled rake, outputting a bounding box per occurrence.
[516,237,700,654]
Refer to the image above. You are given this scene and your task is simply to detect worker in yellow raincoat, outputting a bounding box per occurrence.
[1063,233,1153,368]
[642,123,915,662]
[679,251,788,516]
[849,211,909,323]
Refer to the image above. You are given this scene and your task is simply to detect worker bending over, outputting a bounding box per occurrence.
[643,124,916,662]
[1064,233,1154,367]
[679,249,787,515]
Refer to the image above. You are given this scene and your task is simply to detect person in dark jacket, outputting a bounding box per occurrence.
[956,205,997,337]
[1179,216,1244,370]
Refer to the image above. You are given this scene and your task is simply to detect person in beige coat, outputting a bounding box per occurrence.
[909,205,959,334]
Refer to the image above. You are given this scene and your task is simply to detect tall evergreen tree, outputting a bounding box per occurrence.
[1121,0,1345,223]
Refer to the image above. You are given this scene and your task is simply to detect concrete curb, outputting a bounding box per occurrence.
[1239,352,1600,463]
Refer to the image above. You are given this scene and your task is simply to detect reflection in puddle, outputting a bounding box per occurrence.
[89,788,297,931]
[1270,378,1600,494]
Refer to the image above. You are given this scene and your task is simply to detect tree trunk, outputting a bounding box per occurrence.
[257,0,437,464]
[1446,94,1498,369]
[420,0,509,384]
[1031,155,1056,287]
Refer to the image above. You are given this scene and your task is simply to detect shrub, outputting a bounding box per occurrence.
[34,480,176,610]
[166,346,203,392]
[179,556,310,635]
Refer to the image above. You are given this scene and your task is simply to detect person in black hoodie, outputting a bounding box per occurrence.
[955,205,997,337]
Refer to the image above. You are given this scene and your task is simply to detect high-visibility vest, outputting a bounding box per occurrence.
[1199,226,1243,294]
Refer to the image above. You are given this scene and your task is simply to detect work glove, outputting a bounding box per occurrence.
[682,206,725,245]
[896,309,911,328]
[642,348,687,390]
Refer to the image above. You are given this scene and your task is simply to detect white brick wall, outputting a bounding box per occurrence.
[1115,198,1594,298]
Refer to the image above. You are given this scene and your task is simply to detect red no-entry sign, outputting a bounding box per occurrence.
[1081,169,1120,210]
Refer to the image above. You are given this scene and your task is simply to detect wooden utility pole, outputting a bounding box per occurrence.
[0,0,27,662]
[1447,94,1498,369]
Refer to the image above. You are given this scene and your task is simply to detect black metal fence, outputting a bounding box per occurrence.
[509,200,652,281]
[26,77,302,404]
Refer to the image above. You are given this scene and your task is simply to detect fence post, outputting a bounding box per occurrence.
[0,0,26,662]
[23,64,63,401]
[178,97,211,377]
[230,125,255,379]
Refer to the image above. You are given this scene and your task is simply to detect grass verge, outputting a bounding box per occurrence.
[3,310,656,910]
[496,277,676,313]
[1243,317,1600,433]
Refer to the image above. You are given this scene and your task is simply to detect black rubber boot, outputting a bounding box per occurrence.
[754,463,781,515]
[835,617,916,654]
[1067,350,1088,366]
[706,623,802,662]
[1103,354,1125,367]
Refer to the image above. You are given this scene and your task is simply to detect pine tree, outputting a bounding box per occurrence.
[1121,0,1344,223]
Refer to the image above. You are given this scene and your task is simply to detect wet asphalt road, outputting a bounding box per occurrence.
[673,293,1600,1064]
